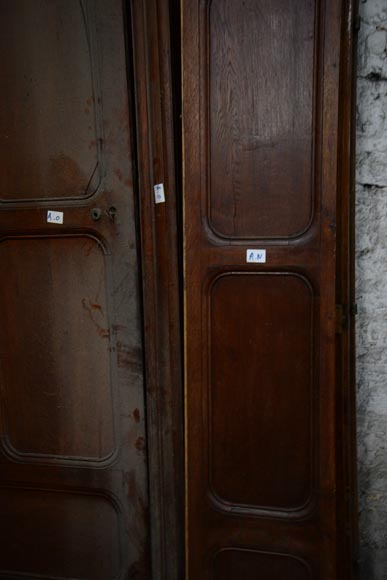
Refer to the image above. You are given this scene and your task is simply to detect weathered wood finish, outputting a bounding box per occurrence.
[182,0,358,578]
[131,0,184,578]
[0,1,150,577]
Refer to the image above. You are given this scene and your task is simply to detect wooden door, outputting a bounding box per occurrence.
[0,2,151,578]
[182,1,358,579]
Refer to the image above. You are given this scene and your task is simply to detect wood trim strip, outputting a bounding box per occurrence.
[129,1,184,578]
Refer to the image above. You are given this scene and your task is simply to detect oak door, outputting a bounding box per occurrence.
[182,0,357,579]
[0,1,150,578]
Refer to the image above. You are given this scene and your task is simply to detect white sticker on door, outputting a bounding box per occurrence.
[246,249,266,263]
[154,183,166,204]
[47,210,64,224]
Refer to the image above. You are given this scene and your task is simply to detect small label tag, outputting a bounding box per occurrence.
[246,249,266,263]
[47,210,64,224]
[154,183,166,204]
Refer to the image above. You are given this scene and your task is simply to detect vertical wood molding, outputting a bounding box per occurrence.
[336,0,359,577]
[129,1,184,579]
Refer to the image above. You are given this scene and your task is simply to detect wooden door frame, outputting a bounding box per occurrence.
[336,0,360,576]
[128,1,184,579]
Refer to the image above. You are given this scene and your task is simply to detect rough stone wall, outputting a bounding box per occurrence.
[356,1,387,578]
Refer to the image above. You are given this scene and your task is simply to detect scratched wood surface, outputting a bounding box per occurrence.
[0,1,150,578]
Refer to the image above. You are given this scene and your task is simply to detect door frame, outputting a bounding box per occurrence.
[129,2,184,579]
[335,0,360,576]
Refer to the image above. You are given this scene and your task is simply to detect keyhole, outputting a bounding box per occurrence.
[90,208,102,221]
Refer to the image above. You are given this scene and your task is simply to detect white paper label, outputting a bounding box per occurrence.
[246,249,266,263]
[154,183,166,204]
[47,210,64,224]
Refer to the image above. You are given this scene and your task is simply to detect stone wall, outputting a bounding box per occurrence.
[356,1,387,578]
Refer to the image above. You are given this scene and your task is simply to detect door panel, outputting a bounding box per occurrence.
[209,273,313,512]
[212,549,312,580]
[0,488,121,580]
[0,237,114,461]
[0,1,149,578]
[183,0,356,578]
[209,0,315,239]
[0,1,100,201]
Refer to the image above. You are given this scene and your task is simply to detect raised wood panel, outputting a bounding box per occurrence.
[212,549,312,580]
[209,273,313,513]
[0,0,101,202]
[209,0,316,239]
[0,236,115,462]
[0,1,151,577]
[0,487,121,580]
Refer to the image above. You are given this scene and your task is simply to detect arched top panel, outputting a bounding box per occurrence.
[0,0,102,203]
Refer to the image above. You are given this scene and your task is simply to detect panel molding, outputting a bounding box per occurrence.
[211,547,313,578]
[199,0,322,241]
[0,234,119,467]
[206,271,317,519]
[0,484,124,580]
[0,0,104,207]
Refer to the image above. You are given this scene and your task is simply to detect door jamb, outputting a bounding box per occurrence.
[128,1,184,579]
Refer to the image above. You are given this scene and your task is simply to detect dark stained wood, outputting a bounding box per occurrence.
[130,1,184,579]
[210,0,315,239]
[182,0,358,579]
[210,273,313,511]
[0,488,121,579]
[0,1,100,201]
[0,1,150,578]
[212,549,312,580]
[335,0,360,577]
[0,238,113,460]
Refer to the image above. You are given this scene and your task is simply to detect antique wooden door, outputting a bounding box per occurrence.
[182,0,358,579]
[0,1,152,578]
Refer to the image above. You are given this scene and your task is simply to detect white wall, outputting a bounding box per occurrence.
[356,1,387,578]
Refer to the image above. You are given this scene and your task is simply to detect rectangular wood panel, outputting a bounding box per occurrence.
[0,0,101,201]
[0,237,114,461]
[210,273,313,513]
[212,549,312,580]
[209,0,315,238]
[183,0,357,578]
[0,488,121,580]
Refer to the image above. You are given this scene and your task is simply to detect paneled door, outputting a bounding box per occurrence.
[182,0,358,579]
[0,1,150,578]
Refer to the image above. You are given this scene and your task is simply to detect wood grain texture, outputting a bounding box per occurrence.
[0,0,101,201]
[0,237,114,461]
[131,1,184,578]
[209,273,313,512]
[209,0,315,239]
[0,488,121,580]
[182,0,358,578]
[0,1,150,577]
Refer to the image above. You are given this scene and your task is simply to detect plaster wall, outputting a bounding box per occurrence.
[356,1,387,578]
